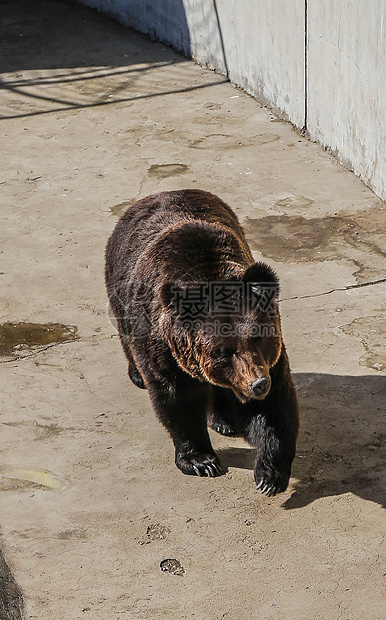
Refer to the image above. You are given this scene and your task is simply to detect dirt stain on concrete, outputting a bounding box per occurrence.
[243,204,385,278]
[148,163,189,178]
[32,422,69,440]
[2,420,80,441]
[57,529,88,540]
[340,314,386,372]
[0,322,77,358]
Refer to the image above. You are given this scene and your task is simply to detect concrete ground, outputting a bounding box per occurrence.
[0,2,385,619]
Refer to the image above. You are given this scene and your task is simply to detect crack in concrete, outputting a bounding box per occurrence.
[323,37,373,92]
[1,279,385,363]
[279,278,386,303]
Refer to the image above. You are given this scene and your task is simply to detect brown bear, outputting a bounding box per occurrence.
[105,189,299,496]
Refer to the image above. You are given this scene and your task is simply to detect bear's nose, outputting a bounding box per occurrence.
[251,376,271,397]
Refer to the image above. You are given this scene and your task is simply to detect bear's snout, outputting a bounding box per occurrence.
[250,376,271,399]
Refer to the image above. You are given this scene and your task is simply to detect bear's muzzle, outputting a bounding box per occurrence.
[250,376,271,398]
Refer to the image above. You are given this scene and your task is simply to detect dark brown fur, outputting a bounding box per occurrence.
[105,190,299,495]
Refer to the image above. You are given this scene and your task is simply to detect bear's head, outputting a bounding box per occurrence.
[160,262,282,402]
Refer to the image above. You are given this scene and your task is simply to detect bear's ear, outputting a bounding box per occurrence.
[243,262,279,293]
[160,281,179,312]
[242,262,280,312]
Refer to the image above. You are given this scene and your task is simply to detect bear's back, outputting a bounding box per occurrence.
[105,189,253,289]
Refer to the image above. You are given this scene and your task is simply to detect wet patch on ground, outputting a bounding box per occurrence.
[110,200,134,217]
[274,195,315,210]
[138,523,171,545]
[147,163,189,178]
[147,524,171,541]
[340,313,386,372]
[190,132,279,149]
[203,101,222,110]
[243,204,385,281]
[0,322,77,360]
[160,558,185,576]
[0,549,23,620]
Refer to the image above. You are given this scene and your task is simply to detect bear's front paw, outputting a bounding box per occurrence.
[254,465,289,497]
[208,418,236,436]
[128,365,146,389]
[176,452,223,478]
[207,411,238,436]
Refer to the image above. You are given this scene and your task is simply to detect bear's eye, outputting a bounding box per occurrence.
[252,336,263,346]
[213,347,234,359]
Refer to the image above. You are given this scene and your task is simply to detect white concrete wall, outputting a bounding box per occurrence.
[307,1,386,199]
[183,0,305,128]
[78,0,386,199]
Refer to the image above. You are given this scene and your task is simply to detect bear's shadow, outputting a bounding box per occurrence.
[216,372,386,509]
[216,446,256,471]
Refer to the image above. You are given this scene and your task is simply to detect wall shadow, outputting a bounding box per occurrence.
[0,1,229,120]
[217,373,385,509]
[212,0,229,78]
[0,0,189,73]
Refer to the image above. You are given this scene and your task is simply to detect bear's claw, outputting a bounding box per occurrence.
[176,452,223,478]
[128,365,146,389]
[255,468,289,497]
[207,411,237,436]
[209,421,236,436]
[263,484,277,496]
[256,479,279,496]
